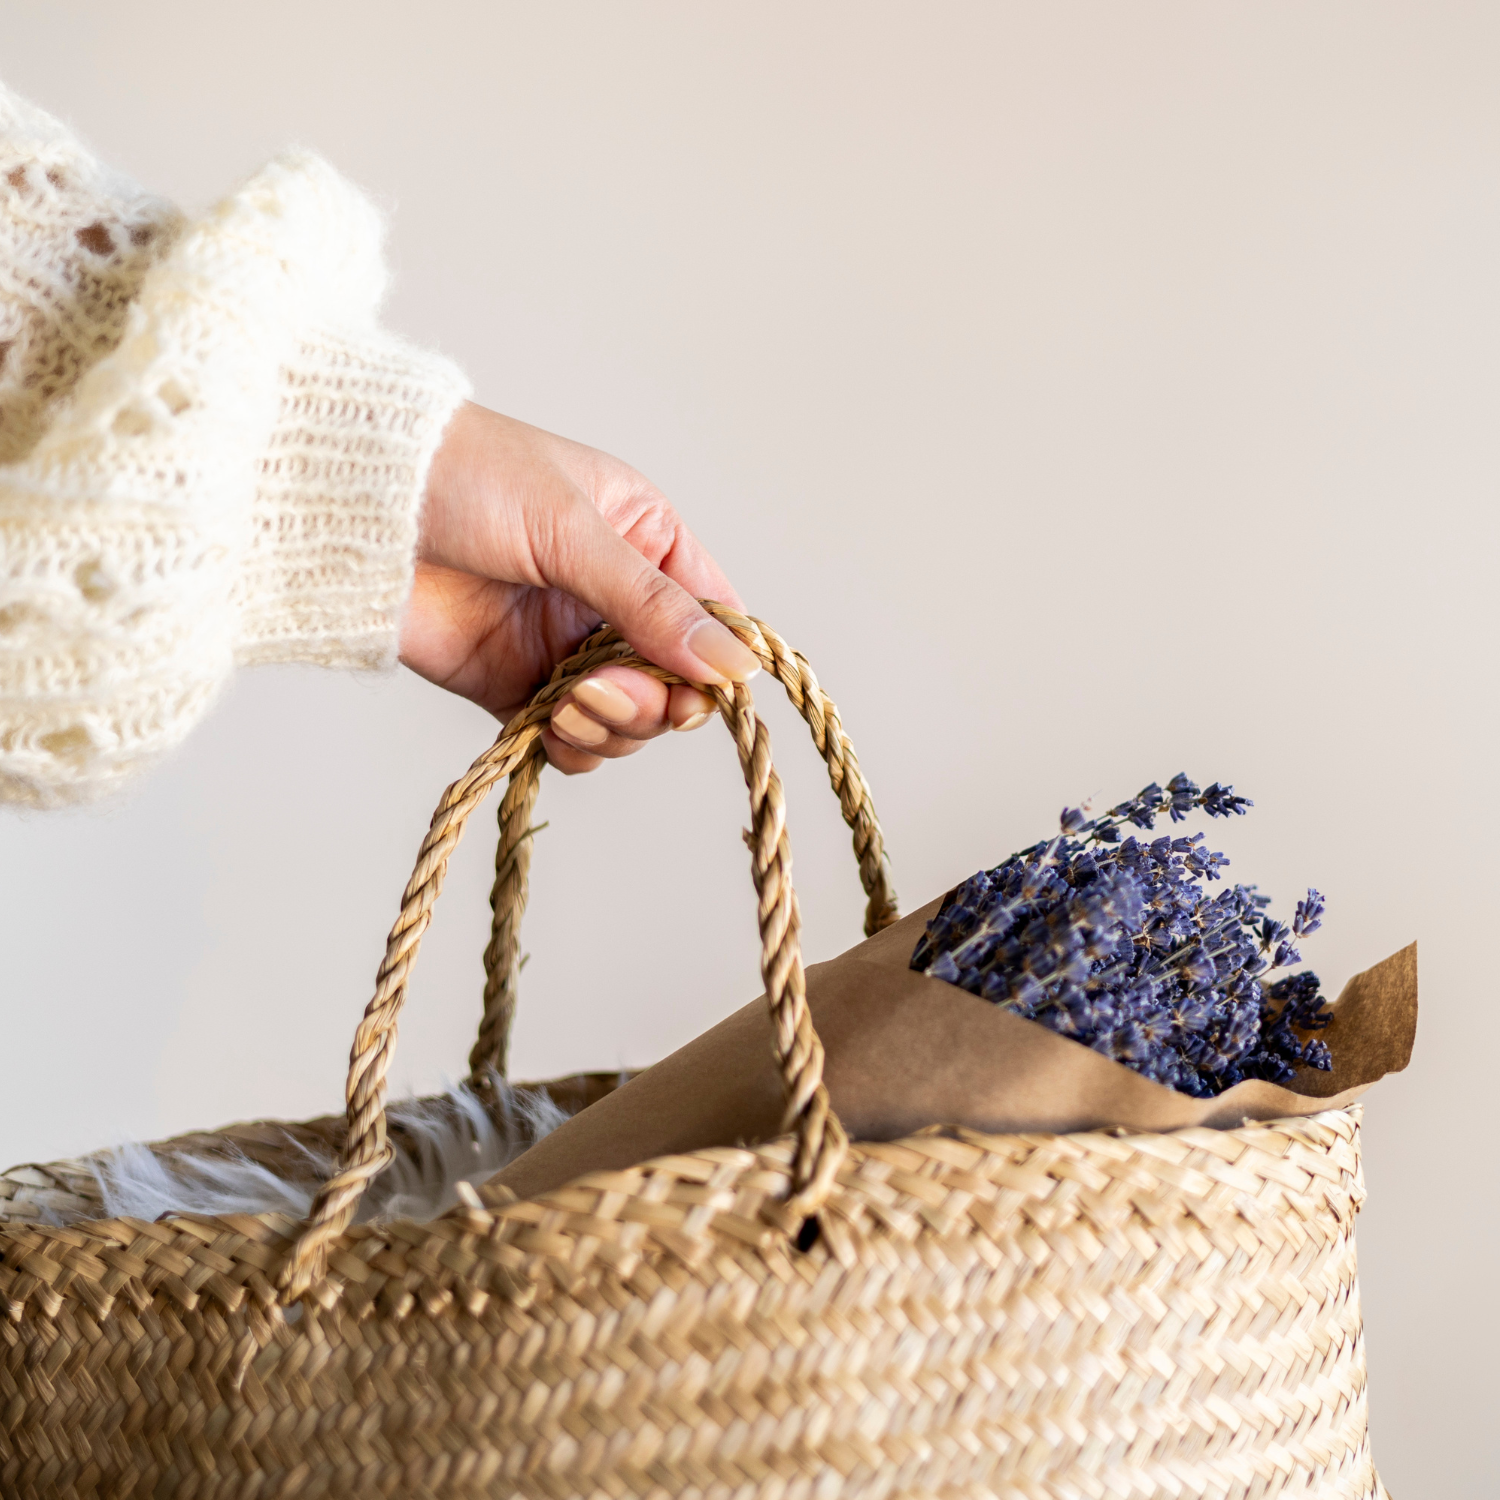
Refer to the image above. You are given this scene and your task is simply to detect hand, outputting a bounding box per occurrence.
[401,401,760,773]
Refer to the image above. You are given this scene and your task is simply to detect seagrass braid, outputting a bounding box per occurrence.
[736,615,897,937]
[468,754,543,1083]
[717,669,847,1214]
[276,725,549,1302]
[467,605,898,1083]
[279,614,846,1301]
[466,625,624,1083]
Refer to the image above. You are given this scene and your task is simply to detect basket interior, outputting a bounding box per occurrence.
[0,1070,635,1228]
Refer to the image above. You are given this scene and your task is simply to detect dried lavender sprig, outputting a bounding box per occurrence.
[1060,773,1253,850]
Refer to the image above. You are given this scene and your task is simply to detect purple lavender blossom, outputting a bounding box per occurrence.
[911,775,1333,1098]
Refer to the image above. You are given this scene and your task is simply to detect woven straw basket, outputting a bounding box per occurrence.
[0,609,1388,1499]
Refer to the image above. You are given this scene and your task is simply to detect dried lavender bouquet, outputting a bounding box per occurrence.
[910,774,1332,1099]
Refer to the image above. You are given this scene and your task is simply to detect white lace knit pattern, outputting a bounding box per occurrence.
[0,86,470,806]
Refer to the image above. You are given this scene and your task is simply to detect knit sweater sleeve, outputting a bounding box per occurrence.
[0,87,471,807]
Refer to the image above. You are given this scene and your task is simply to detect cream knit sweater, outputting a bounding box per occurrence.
[0,86,471,807]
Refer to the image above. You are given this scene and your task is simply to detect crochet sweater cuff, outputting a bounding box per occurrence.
[236,327,469,669]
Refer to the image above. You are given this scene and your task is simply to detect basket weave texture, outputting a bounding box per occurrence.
[0,610,1387,1499]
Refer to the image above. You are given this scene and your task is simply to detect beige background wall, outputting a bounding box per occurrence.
[2,3,1491,1489]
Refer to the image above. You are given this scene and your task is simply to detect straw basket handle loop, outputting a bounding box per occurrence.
[278,606,893,1303]
[469,609,899,1082]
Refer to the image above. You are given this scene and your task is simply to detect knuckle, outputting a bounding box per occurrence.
[626,566,690,625]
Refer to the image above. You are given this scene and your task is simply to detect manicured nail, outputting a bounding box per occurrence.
[672,709,714,733]
[572,676,636,725]
[685,618,761,685]
[552,702,609,747]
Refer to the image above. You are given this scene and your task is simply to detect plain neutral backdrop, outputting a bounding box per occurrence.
[1,4,1491,1490]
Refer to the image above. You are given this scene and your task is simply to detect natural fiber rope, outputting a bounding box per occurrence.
[470,747,544,1084]
[469,607,898,1083]
[279,607,866,1301]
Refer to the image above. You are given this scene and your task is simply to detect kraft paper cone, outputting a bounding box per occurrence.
[492,893,1418,1202]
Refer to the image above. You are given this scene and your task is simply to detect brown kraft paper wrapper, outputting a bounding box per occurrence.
[492,893,1418,1202]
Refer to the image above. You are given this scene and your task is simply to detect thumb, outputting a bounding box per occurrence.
[559,508,761,686]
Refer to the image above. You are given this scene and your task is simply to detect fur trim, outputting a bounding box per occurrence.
[82,1077,569,1226]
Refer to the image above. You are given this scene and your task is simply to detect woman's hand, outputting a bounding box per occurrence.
[400,402,760,773]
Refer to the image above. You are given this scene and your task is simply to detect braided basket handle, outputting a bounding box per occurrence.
[470,606,899,1081]
[278,607,894,1303]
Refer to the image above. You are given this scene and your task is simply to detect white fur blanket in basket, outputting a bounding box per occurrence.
[8,1076,571,1229]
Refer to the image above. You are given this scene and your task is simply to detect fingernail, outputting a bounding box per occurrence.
[685,618,761,684]
[572,676,636,725]
[672,709,714,733]
[552,702,609,747]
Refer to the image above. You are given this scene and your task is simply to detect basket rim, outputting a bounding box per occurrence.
[0,1094,1367,1330]
[0,1084,1366,1238]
